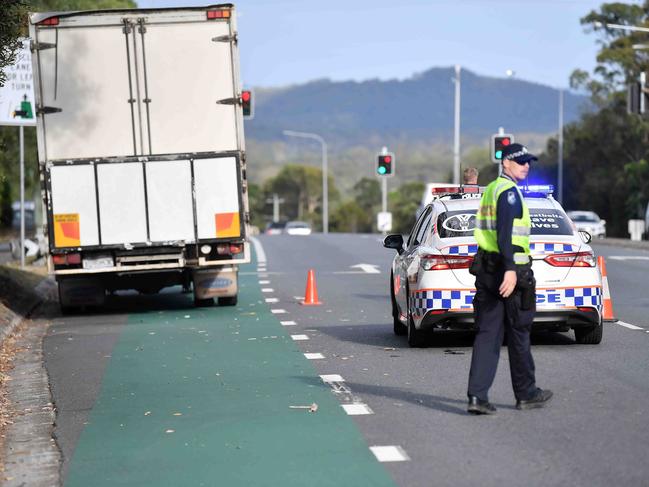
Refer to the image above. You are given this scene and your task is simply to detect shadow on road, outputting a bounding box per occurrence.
[313,322,578,348]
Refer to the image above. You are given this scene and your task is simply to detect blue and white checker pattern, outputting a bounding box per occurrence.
[411,289,476,316]
[442,244,478,256]
[536,286,602,309]
[410,286,602,317]
[529,242,576,255]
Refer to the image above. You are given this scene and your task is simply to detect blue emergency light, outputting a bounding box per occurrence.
[520,184,554,196]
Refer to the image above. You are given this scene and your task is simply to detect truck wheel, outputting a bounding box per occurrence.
[574,319,603,344]
[391,272,406,336]
[194,297,214,307]
[218,296,238,306]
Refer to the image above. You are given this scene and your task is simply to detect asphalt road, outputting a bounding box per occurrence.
[40,234,649,486]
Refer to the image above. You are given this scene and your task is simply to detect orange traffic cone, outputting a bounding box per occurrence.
[598,256,617,322]
[301,269,322,306]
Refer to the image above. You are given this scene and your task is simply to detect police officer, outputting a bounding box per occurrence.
[467,143,553,414]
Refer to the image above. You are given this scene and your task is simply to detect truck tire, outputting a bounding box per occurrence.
[574,320,603,344]
[194,297,214,307]
[218,296,238,306]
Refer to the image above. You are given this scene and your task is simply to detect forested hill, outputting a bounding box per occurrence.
[246,67,590,146]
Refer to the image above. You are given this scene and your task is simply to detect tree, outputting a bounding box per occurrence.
[0,1,28,88]
[389,181,425,235]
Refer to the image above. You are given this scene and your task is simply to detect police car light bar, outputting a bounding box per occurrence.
[431,185,484,195]
[520,185,554,195]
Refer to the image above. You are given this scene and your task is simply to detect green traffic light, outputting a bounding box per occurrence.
[377,166,386,175]
[495,150,503,159]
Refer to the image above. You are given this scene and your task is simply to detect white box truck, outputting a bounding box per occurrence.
[29,4,250,311]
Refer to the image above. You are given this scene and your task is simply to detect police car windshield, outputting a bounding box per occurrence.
[436,208,574,239]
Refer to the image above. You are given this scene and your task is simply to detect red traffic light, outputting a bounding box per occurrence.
[501,138,510,146]
[384,155,392,163]
[242,91,251,102]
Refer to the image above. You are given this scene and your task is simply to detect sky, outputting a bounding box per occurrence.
[138,0,637,90]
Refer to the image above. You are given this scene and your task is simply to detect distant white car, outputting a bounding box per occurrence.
[385,185,604,347]
[265,221,287,235]
[566,211,606,238]
[285,221,312,236]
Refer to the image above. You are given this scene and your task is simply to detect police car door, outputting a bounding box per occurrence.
[398,206,433,314]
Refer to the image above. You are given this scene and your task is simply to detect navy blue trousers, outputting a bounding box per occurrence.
[467,269,537,402]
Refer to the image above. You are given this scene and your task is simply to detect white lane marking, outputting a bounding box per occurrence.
[370,446,410,462]
[250,236,267,264]
[293,296,304,300]
[304,353,325,360]
[271,309,287,314]
[280,321,297,326]
[320,374,345,383]
[617,321,644,330]
[259,280,270,285]
[349,263,381,274]
[608,256,649,261]
[291,334,309,341]
[265,298,279,303]
[332,271,380,275]
[261,288,274,293]
[342,403,374,415]
[258,273,270,278]
[257,268,267,273]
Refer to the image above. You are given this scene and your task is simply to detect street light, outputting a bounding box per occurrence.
[282,130,329,234]
[506,69,565,205]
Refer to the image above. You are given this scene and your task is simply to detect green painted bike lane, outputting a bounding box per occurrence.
[65,257,397,487]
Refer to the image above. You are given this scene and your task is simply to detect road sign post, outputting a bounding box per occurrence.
[0,39,36,267]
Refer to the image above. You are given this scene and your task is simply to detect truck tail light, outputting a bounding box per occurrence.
[216,243,243,255]
[544,252,595,268]
[421,255,473,271]
[229,243,243,255]
[38,17,60,26]
[52,253,81,265]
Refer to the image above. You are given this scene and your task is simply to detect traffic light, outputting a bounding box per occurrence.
[377,153,395,176]
[241,90,253,118]
[491,133,514,163]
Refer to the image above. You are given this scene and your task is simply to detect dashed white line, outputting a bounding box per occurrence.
[320,374,345,383]
[280,321,297,326]
[617,321,645,330]
[265,298,279,303]
[291,334,309,341]
[271,309,287,314]
[259,280,270,285]
[261,288,274,293]
[370,446,410,462]
[304,353,325,360]
[342,403,374,415]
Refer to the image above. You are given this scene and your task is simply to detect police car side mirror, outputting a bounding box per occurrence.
[579,230,592,244]
[383,234,404,255]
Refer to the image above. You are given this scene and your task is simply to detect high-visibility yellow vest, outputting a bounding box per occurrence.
[474,177,531,265]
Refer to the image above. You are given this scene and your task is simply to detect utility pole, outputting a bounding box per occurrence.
[453,64,461,184]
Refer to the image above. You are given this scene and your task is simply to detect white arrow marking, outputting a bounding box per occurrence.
[349,263,381,274]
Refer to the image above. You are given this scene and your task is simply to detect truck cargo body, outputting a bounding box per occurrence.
[29,4,250,309]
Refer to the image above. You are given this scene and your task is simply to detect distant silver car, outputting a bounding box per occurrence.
[566,211,606,238]
[285,221,312,236]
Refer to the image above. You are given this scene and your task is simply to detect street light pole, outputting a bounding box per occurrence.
[282,130,329,234]
[558,88,564,205]
[453,64,461,184]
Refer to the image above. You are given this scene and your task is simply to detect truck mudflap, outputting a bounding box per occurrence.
[58,277,106,310]
[192,266,238,300]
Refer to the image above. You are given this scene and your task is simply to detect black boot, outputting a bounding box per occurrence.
[468,395,497,415]
[516,388,553,410]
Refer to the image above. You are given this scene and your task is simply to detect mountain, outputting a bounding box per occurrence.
[246,67,590,147]
[243,67,592,188]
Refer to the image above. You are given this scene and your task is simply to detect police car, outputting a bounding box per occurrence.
[384,185,604,347]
